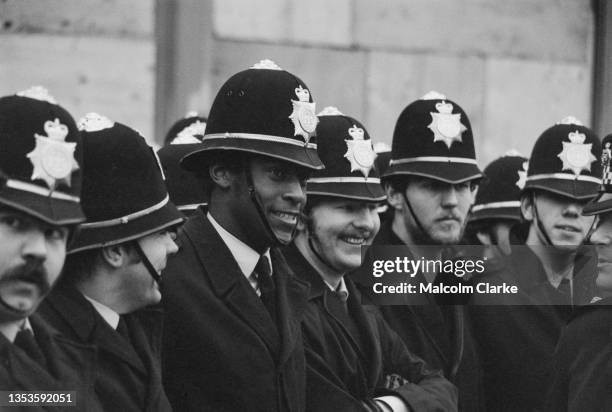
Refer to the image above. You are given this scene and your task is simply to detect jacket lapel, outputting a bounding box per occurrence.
[345,279,382,387]
[272,249,309,366]
[125,309,167,410]
[282,244,368,362]
[182,212,281,355]
[4,329,62,392]
[372,223,451,364]
[5,316,97,412]
[45,285,146,373]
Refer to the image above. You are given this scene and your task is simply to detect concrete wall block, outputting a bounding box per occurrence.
[483,57,592,165]
[355,0,592,63]
[365,51,486,158]
[210,39,367,120]
[213,0,351,46]
[0,0,153,38]
[288,0,352,46]
[0,34,155,144]
[213,0,287,43]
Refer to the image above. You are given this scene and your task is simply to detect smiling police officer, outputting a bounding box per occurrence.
[281,106,458,412]
[161,59,323,412]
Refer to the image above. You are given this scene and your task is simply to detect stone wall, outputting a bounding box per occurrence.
[0,0,595,165]
[207,0,595,165]
[0,0,155,143]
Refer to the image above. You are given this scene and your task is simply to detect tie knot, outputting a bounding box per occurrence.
[255,255,272,278]
[15,328,34,342]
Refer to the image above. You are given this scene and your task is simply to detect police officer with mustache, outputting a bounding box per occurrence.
[367,91,485,411]
[281,107,458,411]
[0,87,99,411]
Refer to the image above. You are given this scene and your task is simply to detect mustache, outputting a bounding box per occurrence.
[1,260,50,295]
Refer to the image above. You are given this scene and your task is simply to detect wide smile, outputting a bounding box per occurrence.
[340,234,370,246]
[270,210,299,225]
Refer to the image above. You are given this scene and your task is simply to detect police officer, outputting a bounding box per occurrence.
[38,113,183,411]
[281,106,458,411]
[464,152,529,260]
[0,87,99,410]
[470,116,601,411]
[545,133,612,412]
[371,91,485,411]
[158,113,208,216]
[161,59,323,412]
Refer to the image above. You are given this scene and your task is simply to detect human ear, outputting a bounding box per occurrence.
[520,194,534,221]
[385,183,404,211]
[209,163,234,189]
[101,245,125,269]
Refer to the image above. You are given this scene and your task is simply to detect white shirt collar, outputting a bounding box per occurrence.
[21,318,33,333]
[83,294,120,329]
[324,277,349,302]
[207,212,271,278]
[0,318,34,343]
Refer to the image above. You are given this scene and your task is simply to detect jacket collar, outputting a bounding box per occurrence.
[505,244,596,304]
[45,284,147,373]
[0,314,97,410]
[181,209,309,365]
[282,243,379,380]
[281,243,327,301]
[207,212,268,278]
[374,219,405,246]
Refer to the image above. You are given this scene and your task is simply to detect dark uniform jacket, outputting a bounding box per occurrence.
[0,313,99,412]
[161,210,310,412]
[469,245,597,411]
[38,283,171,412]
[365,221,485,412]
[544,296,612,412]
[282,244,458,412]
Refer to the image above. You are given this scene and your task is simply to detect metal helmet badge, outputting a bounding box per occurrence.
[557,130,596,176]
[344,124,376,178]
[289,85,318,144]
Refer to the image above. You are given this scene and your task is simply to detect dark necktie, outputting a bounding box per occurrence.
[557,278,572,304]
[325,289,363,354]
[14,328,47,369]
[254,255,277,322]
[116,316,130,341]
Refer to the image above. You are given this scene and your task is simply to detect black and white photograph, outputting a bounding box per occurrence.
[0,1,611,411]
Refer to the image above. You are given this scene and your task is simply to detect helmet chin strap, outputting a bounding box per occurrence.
[244,161,298,247]
[401,191,437,245]
[530,192,555,247]
[132,240,161,284]
[585,214,600,244]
